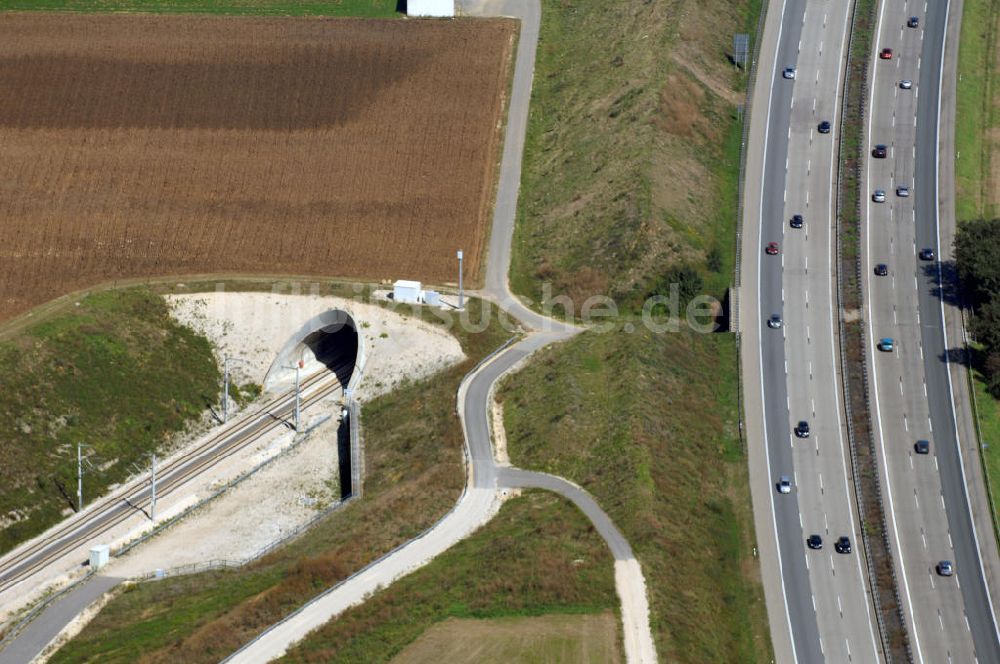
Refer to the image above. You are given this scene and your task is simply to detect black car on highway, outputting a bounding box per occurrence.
[818,120,831,134]
[919,248,935,261]
[790,214,804,229]
[915,440,930,454]
[872,144,888,158]
[875,264,888,276]
[795,421,810,438]
[835,536,852,554]
[807,535,823,550]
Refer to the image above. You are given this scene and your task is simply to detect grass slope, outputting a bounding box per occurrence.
[956,0,1000,545]
[277,492,618,663]
[955,0,1000,222]
[50,298,512,663]
[0,0,398,16]
[499,326,771,662]
[0,289,218,554]
[510,0,761,312]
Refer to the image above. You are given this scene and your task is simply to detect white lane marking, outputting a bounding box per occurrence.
[934,0,1000,640]
[752,1,803,659]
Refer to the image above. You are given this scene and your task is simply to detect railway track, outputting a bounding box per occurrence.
[0,366,347,597]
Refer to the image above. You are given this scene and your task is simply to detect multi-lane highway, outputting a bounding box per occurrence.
[862,0,1000,660]
[745,0,885,659]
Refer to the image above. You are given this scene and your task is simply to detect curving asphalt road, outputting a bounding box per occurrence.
[744,0,885,660]
[225,1,658,662]
[862,0,1000,661]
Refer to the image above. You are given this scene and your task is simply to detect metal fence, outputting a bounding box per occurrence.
[224,334,522,663]
[0,402,357,652]
[732,0,769,460]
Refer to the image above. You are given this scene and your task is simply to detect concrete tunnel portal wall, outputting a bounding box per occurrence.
[264,309,365,395]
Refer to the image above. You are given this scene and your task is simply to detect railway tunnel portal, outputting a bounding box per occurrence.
[263,308,365,394]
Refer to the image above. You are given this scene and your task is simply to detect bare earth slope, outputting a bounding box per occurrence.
[0,13,514,321]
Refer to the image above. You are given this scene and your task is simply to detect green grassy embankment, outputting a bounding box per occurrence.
[0,0,398,17]
[50,297,520,663]
[499,326,771,662]
[955,0,1000,222]
[955,0,1000,544]
[0,289,219,555]
[276,492,618,663]
[510,0,761,312]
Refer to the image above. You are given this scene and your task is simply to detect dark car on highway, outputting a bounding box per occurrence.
[908,16,919,28]
[790,214,804,229]
[795,421,810,438]
[915,440,930,454]
[872,144,888,158]
[875,264,888,276]
[818,120,832,134]
[919,248,935,261]
[835,536,852,554]
[807,535,823,550]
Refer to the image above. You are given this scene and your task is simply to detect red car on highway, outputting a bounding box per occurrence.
[880,48,893,60]
[765,242,780,255]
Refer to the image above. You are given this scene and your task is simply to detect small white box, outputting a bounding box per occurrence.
[89,544,110,570]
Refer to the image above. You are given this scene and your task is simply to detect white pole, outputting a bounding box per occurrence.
[457,249,464,309]
[151,454,157,522]
[222,357,230,423]
[77,443,83,512]
[294,365,301,431]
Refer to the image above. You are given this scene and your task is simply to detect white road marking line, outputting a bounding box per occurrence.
[922,530,927,548]
[941,494,946,510]
[924,382,928,397]
[904,415,909,431]
[837,595,843,616]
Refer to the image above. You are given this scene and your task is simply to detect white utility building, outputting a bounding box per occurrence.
[393,280,422,304]
[89,544,110,570]
[407,0,454,17]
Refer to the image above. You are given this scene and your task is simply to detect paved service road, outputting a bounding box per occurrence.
[225,1,658,662]
[744,0,882,660]
[862,0,1000,661]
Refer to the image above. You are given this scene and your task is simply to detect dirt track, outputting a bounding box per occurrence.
[0,13,515,322]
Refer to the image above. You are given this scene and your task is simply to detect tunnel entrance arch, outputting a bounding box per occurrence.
[264,309,365,393]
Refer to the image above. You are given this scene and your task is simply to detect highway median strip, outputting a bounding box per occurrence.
[835,0,911,659]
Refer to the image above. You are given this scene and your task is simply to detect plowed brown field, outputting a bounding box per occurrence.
[0,13,515,322]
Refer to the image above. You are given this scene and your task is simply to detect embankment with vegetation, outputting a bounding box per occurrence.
[0,289,219,554]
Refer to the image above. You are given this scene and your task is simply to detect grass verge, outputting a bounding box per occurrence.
[0,289,219,555]
[968,353,1000,537]
[954,0,1000,222]
[277,492,618,662]
[510,0,761,314]
[49,296,512,663]
[498,325,771,662]
[0,0,399,17]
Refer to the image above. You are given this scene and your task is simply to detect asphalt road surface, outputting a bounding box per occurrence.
[225,1,658,662]
[744,0,884,659]
[862,0,1000,660]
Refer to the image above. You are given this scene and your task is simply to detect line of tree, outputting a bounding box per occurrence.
[956,218,1000,396]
